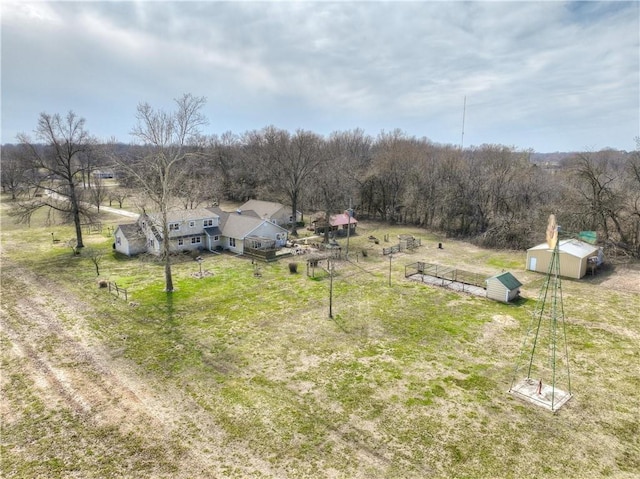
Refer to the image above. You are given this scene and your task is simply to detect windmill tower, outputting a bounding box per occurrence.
[509,214,573,412]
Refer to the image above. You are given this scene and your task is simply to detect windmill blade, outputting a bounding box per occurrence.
[546,214,558,250]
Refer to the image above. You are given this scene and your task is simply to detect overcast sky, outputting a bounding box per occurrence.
[2,1,638,152]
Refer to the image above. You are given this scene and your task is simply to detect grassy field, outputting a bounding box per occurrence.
[1,199,639,478]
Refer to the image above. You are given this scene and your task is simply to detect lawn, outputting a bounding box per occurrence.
[1,199,639,478]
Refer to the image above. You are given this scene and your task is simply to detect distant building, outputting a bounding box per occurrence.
[92,169,116,179]
[312,211,358,236]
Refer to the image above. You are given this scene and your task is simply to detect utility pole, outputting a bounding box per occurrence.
[329,257,334,319]
[345,200,353,259]
[461,95,466,149]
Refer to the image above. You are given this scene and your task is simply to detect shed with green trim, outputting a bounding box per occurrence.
[486,272,522,303]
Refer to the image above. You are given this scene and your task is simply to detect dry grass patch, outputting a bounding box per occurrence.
[2,206,639,478]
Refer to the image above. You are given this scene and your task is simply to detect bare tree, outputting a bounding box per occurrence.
[262,127,325,236]
[0,145,29,200]
[206,131,243,200]
[88,174,108,212]
[308,141,347,243]
[14,111,96,248]
[362,130,415,222]
[85,248,104,276]
[624,139,640,256]
[108,188,130,208]
[175,159,215,209]
[115,94,208,292]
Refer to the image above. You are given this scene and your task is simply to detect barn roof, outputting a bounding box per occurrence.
[488,272,522,290]
[528,239,598,259]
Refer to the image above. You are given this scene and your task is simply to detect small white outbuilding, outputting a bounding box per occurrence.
[486,272,522,303]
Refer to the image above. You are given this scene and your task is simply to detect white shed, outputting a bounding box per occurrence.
[486,272,522,303]
[114,224,146,256]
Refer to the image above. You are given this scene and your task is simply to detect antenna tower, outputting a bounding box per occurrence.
[460,95,466,149]
[509,214,573,412]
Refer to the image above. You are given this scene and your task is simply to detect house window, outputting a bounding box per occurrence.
[169,222,180,231]
[191,237,201,244]
[214,235,219,241]
[203,219,214,227]
[116,236,121,245]
[289,215,294,223]
[229,238,236,247]
[189,221,195,228]
[178,238,184,246]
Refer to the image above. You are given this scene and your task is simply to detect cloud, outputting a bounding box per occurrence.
[1,0,637,151]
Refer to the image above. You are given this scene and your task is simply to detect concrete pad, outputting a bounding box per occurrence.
[509,377,572,412]
[407,273,487,297]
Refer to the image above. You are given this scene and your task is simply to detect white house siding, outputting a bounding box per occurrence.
[136,210,219,256]
[170,235,205,254]
[114,225,146,256]
[485,273,522,303]
[249,222,289,246]
[116,208,290,257]
[227,237,243,254]
[114,230,129,256]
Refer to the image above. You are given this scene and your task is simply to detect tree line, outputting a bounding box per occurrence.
[3,95,640,265]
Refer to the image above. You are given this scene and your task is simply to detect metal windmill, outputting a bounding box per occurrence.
[509,214,574,412]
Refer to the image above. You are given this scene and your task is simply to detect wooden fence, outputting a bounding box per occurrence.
[82,222,103,234]
[382,237,421,255]
[108,282,128,301]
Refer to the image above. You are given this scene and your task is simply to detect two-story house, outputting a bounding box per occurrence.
[114,207,289,257]
[114,208,221,256]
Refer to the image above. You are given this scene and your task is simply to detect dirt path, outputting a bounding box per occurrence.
[1,252,402,477]
[0,255,284,478]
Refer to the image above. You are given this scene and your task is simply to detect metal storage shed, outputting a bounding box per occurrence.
[486,272,522,303]
[526,239,600,279]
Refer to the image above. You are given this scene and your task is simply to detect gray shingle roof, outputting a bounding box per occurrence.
[117,223,144,239]
[147,208,219,224]
[239,199,284,218]
[207,206,287,238]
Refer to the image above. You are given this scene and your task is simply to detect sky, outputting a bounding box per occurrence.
[1,1,639,152]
